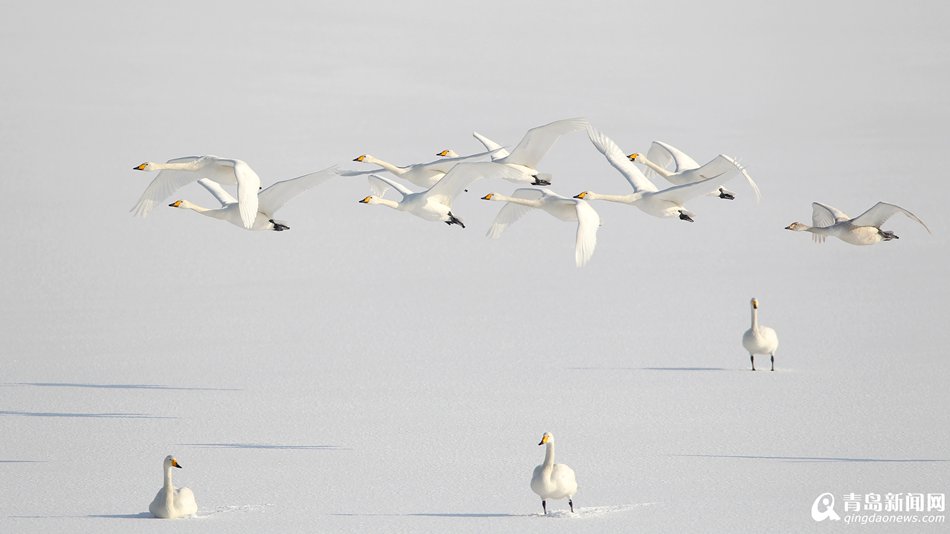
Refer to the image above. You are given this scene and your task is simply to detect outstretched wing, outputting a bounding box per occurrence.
[812,202,849,227]
[412,149,499,173]
[653,166,739,205]
[647,140,700,176]
[425,162,512,203]
[131,156,207,217]
[473,131,510,161]
[502,117,589,168]
[485,188,546,239]
[588,127,658,193]
[233,160,261,229]
[573,199,600,267]
[851,202,931,233]
[196,178,237,206]
[368,174,413,199]
[258,166,338,215]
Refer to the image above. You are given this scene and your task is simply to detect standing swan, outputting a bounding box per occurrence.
[742,298,779,371]
[785,201,931,245]
[530,432,577,515]
[149,455,198,519]
[131,155,262,229]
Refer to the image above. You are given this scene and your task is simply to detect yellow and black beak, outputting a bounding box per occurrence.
[627,153,639,161]
[359,196,372,204]
[752,299,759,309]
[436,150,450,157]
[133,163,147,171]
[171,459,182,469]
[481,193,493,201]
[353,155,366,162]
[574,192,588,199]
[169,200,183,208]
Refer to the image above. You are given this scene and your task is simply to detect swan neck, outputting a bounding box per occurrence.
[639,156,672,177]
[155,162,197,171]
[496,195,541,207]
[181,201,212,214]
[543,442,555,467]
[367,157,406,176]
[163,464,174,492]
[375,198,401,209]
[587,192,636,203]
[751,305,759,330]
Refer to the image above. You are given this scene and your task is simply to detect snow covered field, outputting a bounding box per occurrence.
[2,1,949,532]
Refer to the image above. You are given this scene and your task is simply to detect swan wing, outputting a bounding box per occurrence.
[233,160,261,229]
[473,131,510,161]
[551,463,578,493]
[653,167,739,204]
[131,156,212,217]
[257,166,338,215]
[425,161,509,203]
[573,199,600,267]
[811,202,849,227]
[485,188,545,238]
[851,201,931,233]
[647,141,701,175]
[588,127,658,193]
[502,118,589,167]
[412,149,499,173]
[196,178,237,206]
[369,173,413,200]
[174,486,198,516]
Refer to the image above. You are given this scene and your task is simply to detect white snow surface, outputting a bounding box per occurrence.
[2,1,949,533]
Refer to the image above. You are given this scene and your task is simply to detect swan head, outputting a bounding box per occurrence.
[538,432,553,446]
[163,455,182,469]
[358,195,377,204]
[627,153,641,162]
[481,193,497,201]
[574,191,590,200]
[353,154,368,163]
[785,222,808,232]
[436,149,458,157]
[751,298,759,310]
[133,162,157,171]
[168,200,184,208]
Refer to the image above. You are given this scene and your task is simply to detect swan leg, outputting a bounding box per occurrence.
[770,354,774,372]
[718,188,735,200]
[569,498,574,513]
[269,219,290,231]
[445,212,466,228]
[541,500,547,515]
[880,229,898,241]
[531,175,551,186]
[750,354,755,371]
[678,210,694,222]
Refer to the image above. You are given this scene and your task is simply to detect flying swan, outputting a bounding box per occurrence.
[630,140,761,201]
[469,118,589,185]
[347,149,496,189]
[482,189,601,267]
[167,166,338,231]
[149,455,198,519]
[531,432,577,515]
[742,298,779,371]
[131,155,263,229]
[575,128,747,221]
[785,202,931,245]
[358,162,518,227]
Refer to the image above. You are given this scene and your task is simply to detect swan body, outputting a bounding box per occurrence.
[149,455,197,519]
[576,128,746,222]
[631,140,761,201]
[530,432,577,515]
[347,149,495,189]
[437,131,511,162]
[359,162,516,227]
[785,202,931,246]
[167,166,338,231]
[482,189,601,267]
[132,155,262,229]
[475,118,589,185]
[742,298,779,371]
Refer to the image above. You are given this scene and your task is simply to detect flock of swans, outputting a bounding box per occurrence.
[131,118,931,269]
[130,117,931,517]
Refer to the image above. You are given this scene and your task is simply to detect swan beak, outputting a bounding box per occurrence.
[436,150,450,157]
[784,224,793,230]
[358,196,372,204]
[627,153,640,161]
[481,193,493,201]
[538,440,544,446]
[752,299,758,309]
[574,192,588,199]
[169,200,183,208]
[133,163,147,171]
[538,434,550,445]
[171,459,182,468]
[353,155,366,162]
